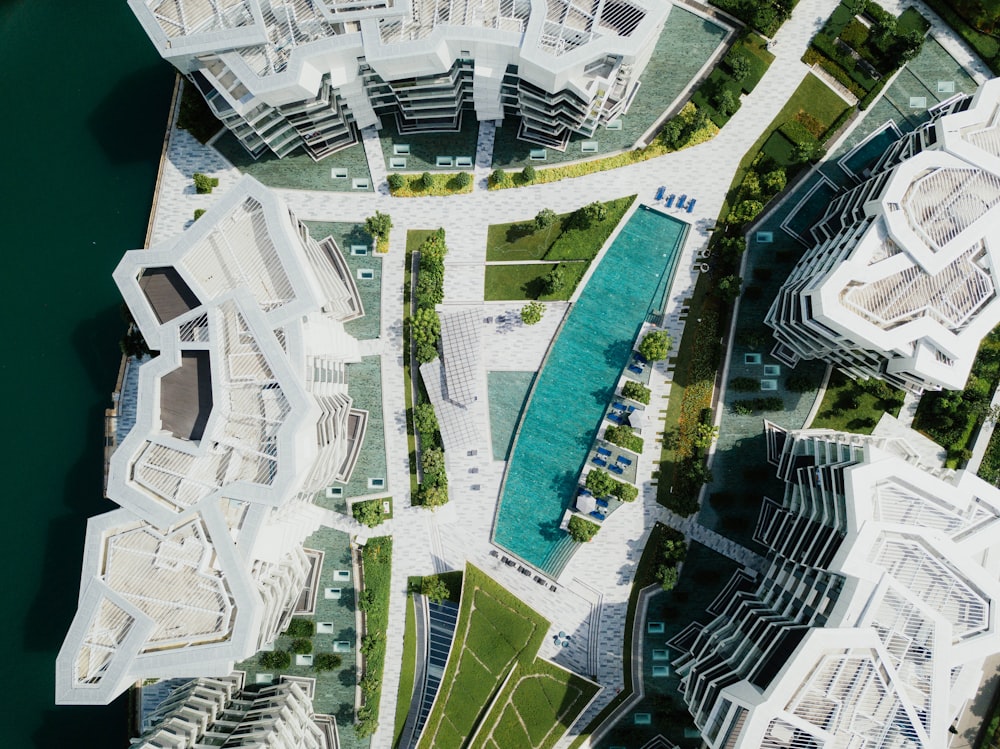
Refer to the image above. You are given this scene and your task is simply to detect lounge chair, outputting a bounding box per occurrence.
[634,352,648,364]
[628,364,643,375]
[665,194,675,208]
[613,402,627,411]
[607,413,623,424]
[687,198,697,213]
[596,498,610,508]
[617,456,633,466]
[596,447,612,457]
[579,487,592,496]
[655,185,665,201]
[677,194,687,209]
[609,464,624,475]
[589,511,605,520]
[592,456,607,467]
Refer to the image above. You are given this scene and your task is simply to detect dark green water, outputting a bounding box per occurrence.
[0,0,173,745]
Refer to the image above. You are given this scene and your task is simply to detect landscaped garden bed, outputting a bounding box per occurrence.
[809,369,905,433]
[356,535,393,737]
[923,0,1000,73]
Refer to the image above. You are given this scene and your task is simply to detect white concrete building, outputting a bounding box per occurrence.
[129,0,671,158]
[767,78,1000,392]
[56,176,366,705]
[673,420,1000,749]
[132,673,335,748]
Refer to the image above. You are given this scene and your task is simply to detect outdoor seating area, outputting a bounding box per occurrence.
[653,186,698,214]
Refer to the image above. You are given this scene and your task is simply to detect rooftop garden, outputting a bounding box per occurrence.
[416,565,549,749]
[803,1,929,108]
[922,0,1000,73]
[914,327,1000,468]
[708,0,799,36]
[692,31,775,128]
[484,196,635,301]
[809,370,905,433]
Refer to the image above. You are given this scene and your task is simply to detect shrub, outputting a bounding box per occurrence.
[285,618,314,637]
[314,653,342,672]
[716,88,739,117]
[535,208,557,229]
[638,330,671,361]
[454,171,472,188]
[728,200,764,226]
[543,264,567,295]
[421,576,449,604]
[612,481,638,503]
[421,447,445,480]
[580,200,608,225]
[417,482,449,507]
[365,211,393,243]
[521,301,544,325]
[414,402,439,441]
[353,498,385,528]
[585,468,616,497]
[420,171,435,189]
[656,565,679,591]
[732,396,784,413]
[568,515,600,542]
[728,51,752,80]
[387,173,405,191]
[521,164,536,182]
[291,638,313,654]
[357,589,376,612]
[621,381,651,404]
[411,307,441,363]
[259,649,290,669]
[604,424,643,452]
[193,172,218,194]
[729,377,758,392]
[489,168,510,187]
[193,208,206,221]
[786,372,815,392]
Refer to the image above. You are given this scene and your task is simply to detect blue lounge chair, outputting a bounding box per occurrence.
[617,456,633,466]
[596,498,610,508]
[634,352,648,364]
[628,364,643,375]
[655,185,665,201]
[579,487,592,496]
[607,413,623,424]
[589,511,604,520]
[626,405,636,413]
[677,194,687,209]
[592,457,607,467]
[687,198,697,213]
[613,402,627,411]
[609,464,624,475]
[665,194,675,208]
[597,447,612,457]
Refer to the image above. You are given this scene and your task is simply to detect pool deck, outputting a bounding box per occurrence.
[141,0,995,744]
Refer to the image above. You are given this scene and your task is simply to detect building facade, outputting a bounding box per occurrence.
[56,176,367,705]
[673,421,1000,748]
[130,0,670,159]
[766,78,1000,392]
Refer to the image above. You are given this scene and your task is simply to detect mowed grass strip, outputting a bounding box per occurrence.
[484,261,587,301]
[417,565,548,749]
[494,707,533,747]
[477,660,598,749]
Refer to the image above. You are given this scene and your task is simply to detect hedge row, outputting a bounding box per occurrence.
[356,536,392,737]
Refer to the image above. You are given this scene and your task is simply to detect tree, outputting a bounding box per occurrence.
[421,576,449,604]
[454,171,472,188]
[418,482,449,508]
[717,274,742,303]
[577,200,608,227]
[716,88,738,117]
[285,618,314,637]
[656,565,680,591]
[314,653,342,672]
[415,270,444,308]
[387,173,405,191]
[521,164,536,183]
[621,381,651,404]
[729,52,751,81]
[741,171,762,201]
[792,140,820,164]
[365,211,393,242]
[612,481,638,503]
[751,5,778,33]
[638,330,671,361]
[421,447,445,478]
[762,168,787,195]
[535,208,557,231]
[844,0,867,15]
[411,308,441,362]
[259,649,291,669]
[692,423,719,450]
[193,172,218,194]
[521,301,544,325]
[414,402,439,439]
[586,468,616,497]
[193,208,206,221]
[543,264,567,295]
[420,171,435,189]
[567,515,600,542]
[353,499,385,528]
[898,30,924,62]
[728,200,764,225]
[489,168,509,188]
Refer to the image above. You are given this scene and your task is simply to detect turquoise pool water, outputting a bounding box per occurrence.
[493,207,687,574]
[488,371,536,460]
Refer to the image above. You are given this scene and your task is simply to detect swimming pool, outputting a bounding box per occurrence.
[493,206,687,575]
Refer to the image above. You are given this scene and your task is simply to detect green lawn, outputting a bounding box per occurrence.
[393,594,418,748]
[808,368,905,433]
[416,565,548,749]
[473,660,598,749]
[486,196,635,262]
[484,261,588,301]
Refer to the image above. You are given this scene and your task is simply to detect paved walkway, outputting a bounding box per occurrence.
[139,0,992,744]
